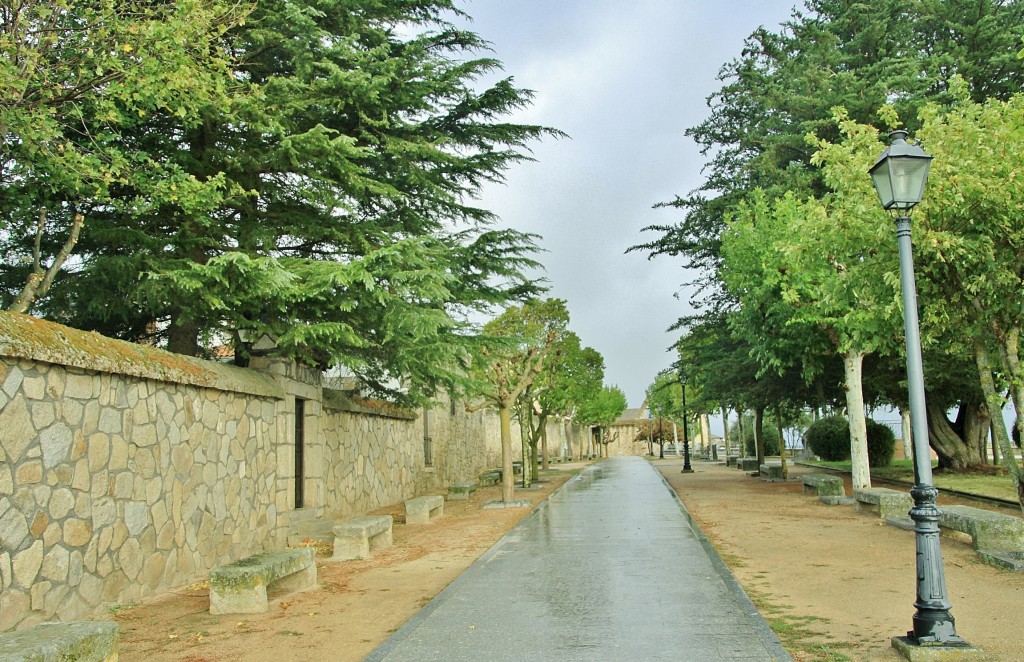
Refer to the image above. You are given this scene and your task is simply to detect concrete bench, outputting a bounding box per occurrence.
[332,515,394,561]
[737,458,759,471]
[759,463,784,480]
[479,470,501,487]
[939,505,1024,551]
[209,547,317,614]
[0,621,119,662]
[801,474,846,497]
[405,495,444,524]
[448,481,478,500]
[853,487,913,520]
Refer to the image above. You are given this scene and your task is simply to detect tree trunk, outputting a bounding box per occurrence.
[900,408,913,462]
[541,415,549,471]
[924,398,986,470]
[843,350,871,490]
[499,405,515,502]
[775,406,788,479]
[520,413,531,488]
[991,419,1000,464]
[737,408,746,459]
[998,328,1024,457]
[754,407,765,468]
[167,317,202,356]
[972,339,1024,512]
[721,407,731,459]
[10,210,84,314]
[701,414,712,459]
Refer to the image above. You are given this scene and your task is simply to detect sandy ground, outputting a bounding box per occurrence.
[114,458,1024,661]
[656,459,1024,661]
[114,465,582,662]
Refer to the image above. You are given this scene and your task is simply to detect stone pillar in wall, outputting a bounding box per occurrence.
[250,356,323,532]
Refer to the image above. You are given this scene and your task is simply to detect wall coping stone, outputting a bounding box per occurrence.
[321,388,416,420]
[0,312,283,399]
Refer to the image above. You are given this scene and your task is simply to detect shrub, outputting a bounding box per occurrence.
[804,416,850,461]
[866,419,896,467]
[744,426,780,456]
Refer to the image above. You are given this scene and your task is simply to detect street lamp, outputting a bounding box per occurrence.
[678,366,693,473]
[869,130,975,656]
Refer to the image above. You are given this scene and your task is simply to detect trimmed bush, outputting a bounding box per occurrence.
[804,416,850,461]
[866,418,896,467]
[744,426,780,456]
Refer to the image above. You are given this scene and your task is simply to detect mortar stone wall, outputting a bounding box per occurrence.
[0,354,284,631]
[0,312,588,631]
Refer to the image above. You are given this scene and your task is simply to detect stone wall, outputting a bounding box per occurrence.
[0,312,586,631]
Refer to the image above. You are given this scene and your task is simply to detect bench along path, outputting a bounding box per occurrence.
[367,457,791,661]
[0,622,119,662]
[209,547,317,615]
[332,515,394,561]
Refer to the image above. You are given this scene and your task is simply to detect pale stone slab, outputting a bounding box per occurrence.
[405,495,443,525]
[0,620,120,662]
[854,487,913,520]
[331,515,394,561]
[939,504,1024,551]
[209,547,316,615]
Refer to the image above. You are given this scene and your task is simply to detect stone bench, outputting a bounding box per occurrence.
[479,469,501,487]
[737,458,759,471]
[0,621,119,662]
[801,474,846,497]
[853,487,913,520]
[331,515,394,561]
[448,481,478,500]
[405,495,444,524]
[209,547,317,614]
[759,463,784,480]
[939,505,1024,551]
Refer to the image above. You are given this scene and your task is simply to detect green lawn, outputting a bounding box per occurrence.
[803,459,1019,502]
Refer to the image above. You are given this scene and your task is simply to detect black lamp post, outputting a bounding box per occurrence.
[869,130,974,655]
[678,366,692,473]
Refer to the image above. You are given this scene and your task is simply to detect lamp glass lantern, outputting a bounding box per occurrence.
[868,130,932,211]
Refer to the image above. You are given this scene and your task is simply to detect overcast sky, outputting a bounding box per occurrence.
[454,0,799,407]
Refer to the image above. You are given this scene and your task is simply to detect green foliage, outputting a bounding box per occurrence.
[805,417,851,462]
[633,0,1024,311]
[0,0,243,309]
[576,385,627,428]
[744,427,780,457]
[865,419,896,468]
[3,0,560,404]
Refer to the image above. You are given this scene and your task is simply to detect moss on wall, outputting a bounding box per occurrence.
[0,311,282,398]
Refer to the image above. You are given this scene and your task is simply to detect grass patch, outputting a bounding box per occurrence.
[107,601,139,615]
[803,460,1019,501]
[746,588,856,662]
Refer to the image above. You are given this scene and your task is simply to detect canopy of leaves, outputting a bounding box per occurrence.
[575,384,628,428]
[2,0,562,404]
[631,0,1024,312]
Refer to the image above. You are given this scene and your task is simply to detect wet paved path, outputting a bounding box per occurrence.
[366,457,791,661]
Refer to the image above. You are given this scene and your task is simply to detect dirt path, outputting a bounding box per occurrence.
[114,466,582,662]
[657,460,1024,661]
[114,459,1024,661]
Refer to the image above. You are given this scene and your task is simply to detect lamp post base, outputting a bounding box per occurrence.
[680,468,694,474]
[891,636,983,662]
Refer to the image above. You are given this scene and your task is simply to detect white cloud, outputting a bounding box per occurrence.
[454,0,797,405]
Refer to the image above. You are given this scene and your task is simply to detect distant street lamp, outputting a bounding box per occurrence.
[869,130,973,655]
[678,366,693,473]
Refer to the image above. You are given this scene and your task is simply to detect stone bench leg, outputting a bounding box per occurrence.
[270,562,318,593]
[211,585,268,615]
